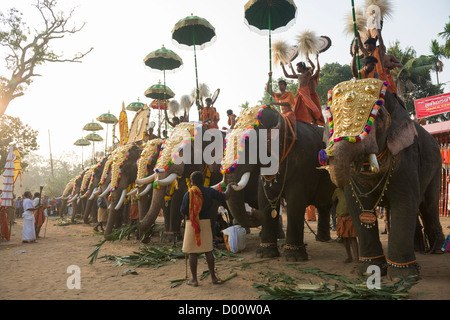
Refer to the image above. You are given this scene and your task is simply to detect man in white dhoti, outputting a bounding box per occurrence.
[22,191,36,243]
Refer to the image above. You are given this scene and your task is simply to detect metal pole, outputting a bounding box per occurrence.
[351,0,361,79]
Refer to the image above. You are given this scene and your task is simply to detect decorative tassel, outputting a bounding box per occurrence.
[318,149,329,166]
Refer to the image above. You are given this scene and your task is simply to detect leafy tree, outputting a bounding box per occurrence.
[316,62,353,106]
[438,16,450,57]
[430,39,446,85]
[0,114,39,172]
[15,151,83,197]
[0,0,93,116]
[387,41,444,121]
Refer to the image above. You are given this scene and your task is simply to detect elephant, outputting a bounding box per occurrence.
[221,105,336,261]
[80,156,110,224]
[103,142,143,236]
[321,78,445,279]
[59,177,76,216]
[67,169,88,222]
[137,122,226,241]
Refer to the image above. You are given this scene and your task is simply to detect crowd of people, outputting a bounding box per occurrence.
[0,191,63,243]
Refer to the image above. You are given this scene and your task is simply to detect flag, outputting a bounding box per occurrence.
[119,103,128,146]
[13,149,22,186]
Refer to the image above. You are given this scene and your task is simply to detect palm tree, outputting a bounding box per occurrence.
[387,41,440,117]
[430,39,445,85]
[438,17,450,57]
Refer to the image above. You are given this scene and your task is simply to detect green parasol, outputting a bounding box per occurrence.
[244,0,297,95]
[83,121,103,131]
[144,45,183,131]
[144,45,183,72]
[85,132,103,164]
[74,138,90,169]
[171,13,216,120]
[144,82,175,136]
[126,100,146,112]
[97,111,118,154]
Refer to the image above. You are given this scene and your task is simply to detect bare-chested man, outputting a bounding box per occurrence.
[281,61,324,126]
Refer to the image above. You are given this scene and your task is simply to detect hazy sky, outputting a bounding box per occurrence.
[2,0,450,164]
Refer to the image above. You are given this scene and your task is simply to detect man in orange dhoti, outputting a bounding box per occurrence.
[307,53,323,111]
[32,193,45,238]
[266,72,296,129]
[201,98,219,129]
[282,62,325,126]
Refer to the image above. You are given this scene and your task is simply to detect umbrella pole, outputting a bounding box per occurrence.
[163,68,167,133]
[351,0,361,79]
[268,9,273,97]
[193,32,201,121]
[105,124,109,155]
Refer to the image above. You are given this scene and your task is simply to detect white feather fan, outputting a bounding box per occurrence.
[296,30,320,57]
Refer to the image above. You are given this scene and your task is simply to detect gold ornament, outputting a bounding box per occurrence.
[330,78,384,139]
[155,122,198,170]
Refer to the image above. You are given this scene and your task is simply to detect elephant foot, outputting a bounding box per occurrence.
[315,235,331,242]
[387,260,421,281]
[283,244,308,262]
[356,256,388,277]
[256,243,280,258]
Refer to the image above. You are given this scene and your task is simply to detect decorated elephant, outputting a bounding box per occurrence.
[320,78,445,279]
[103,143,143,236]
[67,169,88,222]
[80,156,110,224]
[82,155,111,224]
[59,177,76,216]
[137,122,225,241]
[221,105,336,261]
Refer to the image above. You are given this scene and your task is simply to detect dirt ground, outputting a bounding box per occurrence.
[1,213,449,302]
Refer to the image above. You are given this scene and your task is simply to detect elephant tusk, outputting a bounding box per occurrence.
[136,173,155,185]
[138,183,152,197]
[114,189,127,210]
[127,188,138,197]
[68,194,78,203]
[156,173,178,187]
[99,183,111,198]
[211,180,223,190]
[231,172,251,191]
[89,187,100,200]
[369,153,379,173]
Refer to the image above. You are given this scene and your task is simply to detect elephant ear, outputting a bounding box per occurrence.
[385,97,418,156]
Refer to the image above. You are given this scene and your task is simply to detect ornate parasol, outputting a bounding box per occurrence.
[74,138,91,169]
[244,0,297,95]
[83,120,103,132]
[145,82,175,136]
[85,133,103,164]
[144,45,183,131]
[172,13,216,120]
[126,99,145,112]
[97,111,118,154]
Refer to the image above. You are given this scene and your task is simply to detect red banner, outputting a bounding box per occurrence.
[415,92,450,118]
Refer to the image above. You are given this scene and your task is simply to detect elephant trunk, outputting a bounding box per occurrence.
[327,142,356,189]
[138,186,166,235]
[104,189,126,236]
[226,189,265,228]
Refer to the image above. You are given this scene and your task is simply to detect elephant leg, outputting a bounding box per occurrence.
[315,205,331,242]
[418,179,445,254]
[165,191,184,243]
[283,195,308,262]
[256,182,280,258]
[344,186,386,276]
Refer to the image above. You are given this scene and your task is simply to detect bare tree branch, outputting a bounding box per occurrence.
[0,0,93,116]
